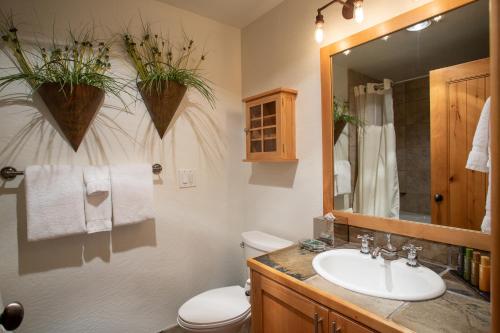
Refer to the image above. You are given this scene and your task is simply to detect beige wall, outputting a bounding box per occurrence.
[238,0,432,241]
[0,1,243,332]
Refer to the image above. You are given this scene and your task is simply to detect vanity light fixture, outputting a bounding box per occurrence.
[315,0,364,44]
[406,20,432,32]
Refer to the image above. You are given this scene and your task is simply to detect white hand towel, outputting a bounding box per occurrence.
[83,166,112,233]
[84,165,111,195]
[25,165,87,241]
[466,97,491,233]
[334,160,352,196]
[110,164,155,226]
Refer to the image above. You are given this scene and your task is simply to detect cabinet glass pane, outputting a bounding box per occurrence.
[263,127,276,139]
[250,105,262,119]
[250,119,261,129]
[250,129,262,140]
[263,101,276,117]
[263,115,276,126]
[251,141,262,153]
[263,139,277,152]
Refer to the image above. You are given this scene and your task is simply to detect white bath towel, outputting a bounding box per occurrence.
[25,165,87,241]
[334,160,352,196]
[110,164,155,226]
[466,97,491,233]
[84,166,112,233]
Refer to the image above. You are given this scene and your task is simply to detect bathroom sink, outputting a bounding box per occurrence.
[312,249,446,301]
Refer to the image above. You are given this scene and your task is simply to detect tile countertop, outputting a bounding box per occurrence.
[254,244,491,333]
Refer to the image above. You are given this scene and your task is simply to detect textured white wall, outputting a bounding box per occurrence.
[238,0,432,241]
[0,1,242,332]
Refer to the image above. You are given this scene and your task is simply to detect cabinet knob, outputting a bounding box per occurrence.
[434,193,444,202]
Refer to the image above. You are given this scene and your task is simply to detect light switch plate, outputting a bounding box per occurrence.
[177,169,196,188]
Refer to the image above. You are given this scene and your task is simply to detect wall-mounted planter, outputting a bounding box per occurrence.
[138,80,187,139]
[37,83,105,151]
[334,120,347,144]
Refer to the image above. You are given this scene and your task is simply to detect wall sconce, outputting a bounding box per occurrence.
[315,0,364,44]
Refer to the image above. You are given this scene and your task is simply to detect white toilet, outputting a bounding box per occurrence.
[177,231,293,333]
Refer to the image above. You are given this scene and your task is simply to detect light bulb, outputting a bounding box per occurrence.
[315,23,324,44]
[354,1,364,23]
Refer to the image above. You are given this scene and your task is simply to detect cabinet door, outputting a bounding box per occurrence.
[245,95,281,160]
[329,310,375,333]
[251,271,329,333]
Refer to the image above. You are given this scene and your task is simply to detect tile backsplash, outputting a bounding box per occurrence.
[313,217,484,268]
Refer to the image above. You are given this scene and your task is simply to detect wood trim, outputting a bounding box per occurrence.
[242,87,298,102]
[490,0,499,331]
[248,259,412,333]
[334,210,491,251]
[320,0,494,251]
[321,47,334,213]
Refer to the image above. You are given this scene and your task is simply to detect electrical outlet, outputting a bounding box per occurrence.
[177,169,196,188]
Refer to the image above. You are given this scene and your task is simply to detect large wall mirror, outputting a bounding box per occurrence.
[322,0,496,249]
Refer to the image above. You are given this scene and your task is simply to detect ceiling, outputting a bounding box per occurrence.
[333,0,490,83]
[160,0,285,28]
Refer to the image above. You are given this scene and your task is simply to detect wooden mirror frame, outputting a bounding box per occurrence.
[320,0,497,251]
[322,1,499,327]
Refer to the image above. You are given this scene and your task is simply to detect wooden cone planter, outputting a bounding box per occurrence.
[138,80,187,139]
[37,83,105,151]
[334,119,347,144]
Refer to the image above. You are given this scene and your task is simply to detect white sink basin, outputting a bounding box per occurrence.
[312,249,446,301]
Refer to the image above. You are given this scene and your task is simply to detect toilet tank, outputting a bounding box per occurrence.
[241,231,293,259]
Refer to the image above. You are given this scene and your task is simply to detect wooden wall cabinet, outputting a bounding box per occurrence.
[251,271,375,333]
[243,88,298,162]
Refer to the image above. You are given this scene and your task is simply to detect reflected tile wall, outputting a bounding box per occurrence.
[393,77,431,215]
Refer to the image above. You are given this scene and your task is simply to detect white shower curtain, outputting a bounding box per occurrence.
[353,79,400,218]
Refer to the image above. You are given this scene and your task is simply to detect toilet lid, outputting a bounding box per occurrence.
[178,286,250,327]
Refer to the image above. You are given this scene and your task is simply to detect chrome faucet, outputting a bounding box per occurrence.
[402,244,423,267]
[357,234,373,254]
[371,234,399,261]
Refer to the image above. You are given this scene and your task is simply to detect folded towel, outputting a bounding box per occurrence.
[84,166,112,233]
[84,165,111,195]
[466,97,491,233]
[25,165,87,241]
[110,164,155,226]
[334,160,352,196]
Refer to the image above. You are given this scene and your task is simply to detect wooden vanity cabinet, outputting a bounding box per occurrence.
[251,271,375,333]
[251,272,329,333]
[242,88,298,162]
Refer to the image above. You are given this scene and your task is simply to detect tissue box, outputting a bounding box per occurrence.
[313,216,348,247]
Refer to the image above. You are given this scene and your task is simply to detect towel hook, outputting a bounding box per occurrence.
[0,167,24,180]
[1,164,163,180]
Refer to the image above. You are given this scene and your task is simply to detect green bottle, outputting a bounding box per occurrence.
[463,248,473,281]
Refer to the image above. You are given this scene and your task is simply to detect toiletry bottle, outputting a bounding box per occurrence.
[471,251,481,286]
[463,248,473,281]
[457,247,465,275]
[479,256,490,292]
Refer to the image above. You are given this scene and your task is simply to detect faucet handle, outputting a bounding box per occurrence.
[357,234,374,241]
[402,244,423,267]
[357,234,373,254]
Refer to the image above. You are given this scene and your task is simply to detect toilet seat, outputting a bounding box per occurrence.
[178,286,251,330]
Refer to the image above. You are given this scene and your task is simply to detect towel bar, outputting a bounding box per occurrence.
[1,164,163,180]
